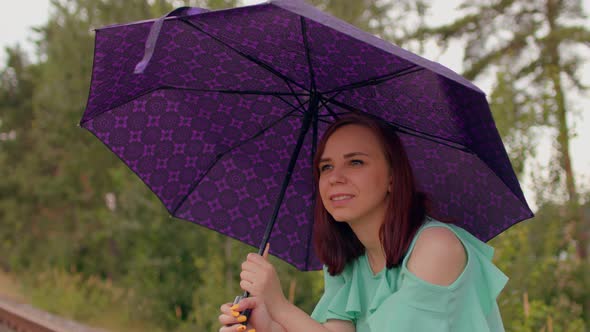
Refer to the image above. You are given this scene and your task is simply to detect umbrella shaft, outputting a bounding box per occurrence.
[257,93,318,256]
[240,93,318,302]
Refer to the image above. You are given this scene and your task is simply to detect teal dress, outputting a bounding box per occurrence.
[310,218,508,331]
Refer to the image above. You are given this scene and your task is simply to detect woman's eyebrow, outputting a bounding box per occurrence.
[319,152,369,163]
[343,152,370,159]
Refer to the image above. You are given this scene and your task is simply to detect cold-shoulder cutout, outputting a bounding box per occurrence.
[406,226,467,286]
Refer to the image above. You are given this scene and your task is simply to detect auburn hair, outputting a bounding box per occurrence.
[312,113,430,275]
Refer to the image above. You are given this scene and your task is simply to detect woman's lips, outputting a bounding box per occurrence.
[329,194,355,206]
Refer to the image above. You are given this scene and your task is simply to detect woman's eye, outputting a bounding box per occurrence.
[320,164,332,172]
[351,159,364,166]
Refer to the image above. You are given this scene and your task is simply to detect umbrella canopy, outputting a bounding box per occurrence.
[80,0,533,271]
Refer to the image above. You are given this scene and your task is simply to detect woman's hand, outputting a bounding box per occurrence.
[239,244,288,316]
[218,297,274,332]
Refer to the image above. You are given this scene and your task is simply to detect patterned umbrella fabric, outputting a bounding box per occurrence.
[80,0,533,271]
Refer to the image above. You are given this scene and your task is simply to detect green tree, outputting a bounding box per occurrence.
[0,45,38,270]
[491,204,586,331]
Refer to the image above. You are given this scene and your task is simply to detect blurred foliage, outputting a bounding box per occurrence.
[0,0,588,331]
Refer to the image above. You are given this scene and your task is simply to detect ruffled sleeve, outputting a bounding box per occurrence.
[365,221,509,332]
[310,264,358,323]
[366,274,453,331]
[450,225,509,317]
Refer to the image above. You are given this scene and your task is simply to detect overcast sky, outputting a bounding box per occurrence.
[1,0,589,208]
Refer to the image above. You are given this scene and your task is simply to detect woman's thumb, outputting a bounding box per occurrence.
[262,243,270,259]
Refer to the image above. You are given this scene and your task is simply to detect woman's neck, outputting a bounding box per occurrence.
[348,219,385,274]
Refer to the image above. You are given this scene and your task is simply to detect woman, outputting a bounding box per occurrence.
[218,114,508,332]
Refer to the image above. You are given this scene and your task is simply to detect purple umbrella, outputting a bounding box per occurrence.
[80,0,533,272]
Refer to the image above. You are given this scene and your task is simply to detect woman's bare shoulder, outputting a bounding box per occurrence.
[406,226,467,286]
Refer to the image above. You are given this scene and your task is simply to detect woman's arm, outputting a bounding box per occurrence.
[272,300,355,332]
[235,297,354,332]
[238,246,354,332]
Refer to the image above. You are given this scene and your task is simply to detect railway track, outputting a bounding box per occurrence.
[0,296,107,332]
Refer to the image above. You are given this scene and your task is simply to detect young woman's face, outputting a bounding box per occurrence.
[318,124,392,226]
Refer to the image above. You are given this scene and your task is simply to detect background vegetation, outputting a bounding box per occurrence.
[0,0,588,331]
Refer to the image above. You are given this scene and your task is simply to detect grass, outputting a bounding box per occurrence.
[0,269,26,303]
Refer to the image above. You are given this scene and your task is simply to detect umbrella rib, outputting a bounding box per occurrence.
[276,95,310,116]
[300,17,317,93]
[287,82,311,114]
[285,81,308,114]
[316,117,335,124]
[171,107,305,214]
[327,98,474,153]
[317,112,347,118]
[322,65,423,94]
[321,90,343,107]
[161,86,309,96]
[80,86,308,125]
[318,96,343,120]
[180,18,310,94]
[317,89,367,119]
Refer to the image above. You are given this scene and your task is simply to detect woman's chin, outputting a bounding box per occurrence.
[329,212,354,223]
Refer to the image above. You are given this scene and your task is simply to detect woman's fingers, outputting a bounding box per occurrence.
[218,303,249,326]
[219,298,261,332]
[239,279,254,293]
[242,256,265,270]
[241,244,272,272]
[219,323,251,332]
[247,249,274,264]
[240,270,256,282]
[242,255,275,274]
[220,302,241,317]
[220,302,234,314]
[241,260,255,272]
[233,296,258,310]
[218,313,238,326]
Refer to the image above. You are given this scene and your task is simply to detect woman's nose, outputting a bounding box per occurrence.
[328,167,346,184]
